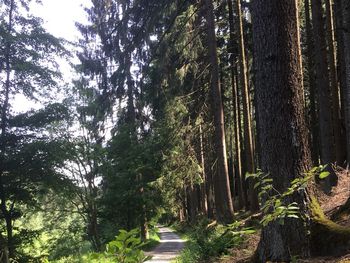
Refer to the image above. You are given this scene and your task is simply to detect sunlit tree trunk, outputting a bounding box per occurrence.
[235,0,259,212]
[204,0,234,222]
[227,0,245,210]
[252,0,312,261]
[325,0,346,165]
[199,124,208,215]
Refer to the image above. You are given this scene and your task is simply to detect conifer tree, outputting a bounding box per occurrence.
[252,0,312,260]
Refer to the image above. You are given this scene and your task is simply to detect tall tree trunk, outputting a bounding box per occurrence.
[236,67,249,207]
[0,1,14,261]
[227,0,245,210]
[334,0,348,159]
[304,0,320,165]
[199,124,208,215]
[236,0,259,212]
[205,131,216,219]
[325,0,346,165]
[342,0,350,163]
[232,74,245,210]
[252,0,312,261]
[204,0,234,222]
[311,0,337,191]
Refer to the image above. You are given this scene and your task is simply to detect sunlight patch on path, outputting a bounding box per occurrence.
[145,226,185,263]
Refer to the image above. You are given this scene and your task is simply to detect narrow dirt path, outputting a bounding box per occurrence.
[145,226,185,263]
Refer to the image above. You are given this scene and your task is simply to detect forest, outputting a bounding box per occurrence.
[1,0,350,262]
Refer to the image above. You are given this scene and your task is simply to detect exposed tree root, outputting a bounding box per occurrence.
[310,197,350,256]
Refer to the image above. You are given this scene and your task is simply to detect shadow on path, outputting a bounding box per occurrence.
[145,226,185,263]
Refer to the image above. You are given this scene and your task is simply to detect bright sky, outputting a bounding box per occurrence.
[30,0,91,41]
[15,0,91,112]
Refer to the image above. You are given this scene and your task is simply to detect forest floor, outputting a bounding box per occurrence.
[145,226,185,263]
[219,168,350,263]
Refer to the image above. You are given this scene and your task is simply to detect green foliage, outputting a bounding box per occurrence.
[0,0,70,259]
[85,229,151,263]
[247,165,329,227]
[174,220,255,262]
[155,99,203,219]
[139,226,160,251]
[100,124,162,239]
[14,190,88,262]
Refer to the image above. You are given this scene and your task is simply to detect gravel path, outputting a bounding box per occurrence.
[145,226,185,263]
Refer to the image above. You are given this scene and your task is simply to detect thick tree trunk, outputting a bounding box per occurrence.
[186,182,199,223]
[311,0,337,190]
[304,0,320,165]
[342,0,350,163]
[252,1,312,261]
[235,0,259,212]
[325,0,346,165]
[204,0,234,222]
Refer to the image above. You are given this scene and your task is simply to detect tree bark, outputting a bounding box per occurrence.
[311,0,337,190]
[304,0,320,165]
[325,0,346,165]
[235,0,259,212]
[199,124,208,215]
[252,0,312,261]
[227,0,245,210]
[334,0,348,161]
[204,0,234,223]
[342,0,350,163]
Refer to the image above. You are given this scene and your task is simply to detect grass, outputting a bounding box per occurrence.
[140,226,161,251]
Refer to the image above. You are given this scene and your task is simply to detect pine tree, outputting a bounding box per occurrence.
[252,0,312,260]
[343,0,350,163]
[204,0,234,223]
[311,0,337,190]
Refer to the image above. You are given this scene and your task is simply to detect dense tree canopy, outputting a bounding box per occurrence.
[2,0,350,262]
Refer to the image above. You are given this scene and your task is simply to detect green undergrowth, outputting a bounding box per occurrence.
[171,218,256,263]
[49,226,160,263]
[140,226,161,251]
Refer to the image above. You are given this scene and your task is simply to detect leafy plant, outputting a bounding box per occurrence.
[175,219,255,262]
[88,229,151,263]
[246,165,329,226]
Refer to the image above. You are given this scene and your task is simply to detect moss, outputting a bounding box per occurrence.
[310,196,350,256]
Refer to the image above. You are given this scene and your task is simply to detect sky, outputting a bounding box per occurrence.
[15,0,91,112]
[30,0,91,42]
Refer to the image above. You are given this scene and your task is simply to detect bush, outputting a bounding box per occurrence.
[175,219,255,262]
[87,228,151,263]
